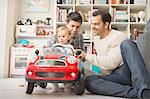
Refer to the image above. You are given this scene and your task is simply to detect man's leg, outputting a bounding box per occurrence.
[85,75,137,98]
[120,39,150,98]
[85,61,137,98]
[85,39,150,98]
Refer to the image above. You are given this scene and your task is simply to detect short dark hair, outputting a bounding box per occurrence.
[67,12,82,24]
[92,9,111,24]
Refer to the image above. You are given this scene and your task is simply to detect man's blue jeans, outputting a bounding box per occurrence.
[85,39,150,98]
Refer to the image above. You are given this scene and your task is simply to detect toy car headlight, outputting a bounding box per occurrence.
[71,72,76,77]
[67,56,77,64]
[27,71,33,76]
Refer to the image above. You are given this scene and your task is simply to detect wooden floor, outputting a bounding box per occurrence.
[0,78,127,99]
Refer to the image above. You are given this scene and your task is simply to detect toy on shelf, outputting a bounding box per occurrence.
[17,18,33,25]
[18,39,34,48]
[35,20,46,25]
[25,18,32,25]
[46,17,51,25]
[36,26,53,36]
[36,29,50,36]
[19,39,29,45]
[138,11,145,23]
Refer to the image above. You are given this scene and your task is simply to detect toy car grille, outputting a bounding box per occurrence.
[36,72,65,78]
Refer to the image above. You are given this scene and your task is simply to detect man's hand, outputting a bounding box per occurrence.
[78,50,86,60]
[131,29,139,41]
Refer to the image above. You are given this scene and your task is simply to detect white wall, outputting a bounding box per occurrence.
[14,0,55,25]
[0,0,55,77]
[0,0,8,77]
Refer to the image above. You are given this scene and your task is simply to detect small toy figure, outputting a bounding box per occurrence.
[46,17,51,25]
[17,18,25,25]
[25,18,32,25]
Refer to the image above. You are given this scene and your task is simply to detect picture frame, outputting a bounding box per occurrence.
[26,0,49,12]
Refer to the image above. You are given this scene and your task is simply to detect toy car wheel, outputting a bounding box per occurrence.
[39,83,47,88]
[74,74,85,95]
[25,82,34,94]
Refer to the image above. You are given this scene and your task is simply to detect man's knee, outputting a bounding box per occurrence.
[85,76,98,91]
[120,39,136,51]
[121,39,133,47]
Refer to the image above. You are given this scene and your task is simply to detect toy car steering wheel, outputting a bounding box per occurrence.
[50,44,66,53]
[51,44,74,55]
[40,45,66,56]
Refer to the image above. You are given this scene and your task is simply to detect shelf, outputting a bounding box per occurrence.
[130,4,147,11]
[36,25,53,28]
[16,35,51,38]
[80,22,91,29]
[84,39,91,43]
[111,5,128,10]
[55,22,66,27]
[75,4,91,11]
[57,4,73,9]
[111,4,128,7]
[93,4,109,10]
[111,22,128,31]
[82,22,91,24]
[130,22,146,25]
[130,22,146,29]
[111,22,128,27]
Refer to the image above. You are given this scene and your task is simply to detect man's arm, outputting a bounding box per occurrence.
[79,36,125,74]
[71,34,84,50]
[78,34,84,50]
[85,44,122,71]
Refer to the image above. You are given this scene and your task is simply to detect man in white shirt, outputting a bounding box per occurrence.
[79,9,150,99]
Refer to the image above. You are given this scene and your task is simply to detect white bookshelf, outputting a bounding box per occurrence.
[54,0,150,52]
[54,0,149,52]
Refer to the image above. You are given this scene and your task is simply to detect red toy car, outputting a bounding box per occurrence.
[25,45,85,95]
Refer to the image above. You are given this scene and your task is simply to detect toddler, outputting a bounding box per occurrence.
[51,25,74,93]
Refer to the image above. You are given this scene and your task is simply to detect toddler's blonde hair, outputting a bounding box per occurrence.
[56,25,71,35]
